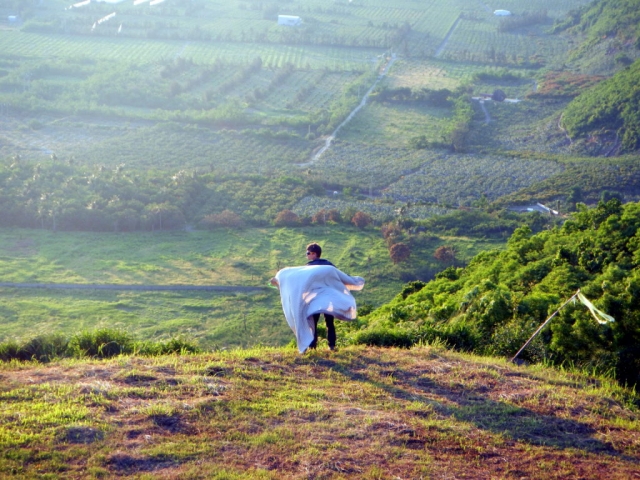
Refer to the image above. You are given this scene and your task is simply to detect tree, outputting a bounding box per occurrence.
[143,203,185,230]
[389,242,411,264]
[274,209,299,227]
[434,245,456,265]
[201,210,244,229]
[566,186,583,212]
[312,209,327,225]
[352,211,372,229]
[492,89,506,102]
[381,221,402,246]
[326,209,342,223]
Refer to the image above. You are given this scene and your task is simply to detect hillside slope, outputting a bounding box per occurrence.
[350,200,640,387]
[0,346,638,478]
[553,0,640,74]
[561,59,640,154]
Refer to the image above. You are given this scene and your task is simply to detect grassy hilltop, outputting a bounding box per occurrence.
[0,345,638,479]
[1,1,640,476]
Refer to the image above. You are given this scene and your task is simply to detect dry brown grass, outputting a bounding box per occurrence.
[0,346,638,479]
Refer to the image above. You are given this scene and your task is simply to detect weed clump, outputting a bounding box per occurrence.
[0,329,201,363]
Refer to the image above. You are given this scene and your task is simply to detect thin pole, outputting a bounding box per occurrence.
[510,289,580,363]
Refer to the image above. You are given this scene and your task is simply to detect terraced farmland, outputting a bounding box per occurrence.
[0,0,614,216]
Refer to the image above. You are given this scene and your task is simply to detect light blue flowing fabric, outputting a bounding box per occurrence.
[274,265,364,353]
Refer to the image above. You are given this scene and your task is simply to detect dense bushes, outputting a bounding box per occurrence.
[372,86,454,108]
[0,329,200,363]
[497,10,549,32]
[562,59,640,152]
[552,0,640,46]
[347,200,640,387]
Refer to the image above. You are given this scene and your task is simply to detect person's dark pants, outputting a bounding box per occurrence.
[310,313,336,349]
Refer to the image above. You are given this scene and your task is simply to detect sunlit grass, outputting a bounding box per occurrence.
[0,225,504,350]
[339,102,453,147]
[1,345,636,478]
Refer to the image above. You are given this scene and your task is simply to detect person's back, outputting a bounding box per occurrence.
[307,257,334,266]
[305,243,336,350]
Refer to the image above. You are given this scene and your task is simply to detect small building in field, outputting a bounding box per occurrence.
[494,10,512,16]
[278,15,302,26]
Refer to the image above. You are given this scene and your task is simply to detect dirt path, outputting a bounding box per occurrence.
[299,53,397,167]
[0,282,265,293]
[435,16,462,58]
[478,100,491,123]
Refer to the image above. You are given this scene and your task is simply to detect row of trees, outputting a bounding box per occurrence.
[269,208,373,230]
[0,159,321,231]
[371,86,454,108]
[0,54,375,137]
[497,10,549,33]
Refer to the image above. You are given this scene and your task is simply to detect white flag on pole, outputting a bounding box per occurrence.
[576,292,615,324]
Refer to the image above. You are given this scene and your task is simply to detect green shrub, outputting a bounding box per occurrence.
[137,337,201,355]
[0,330,202,363]
[0,341,21,362]
[401,280,427,299]
[17,333,69,362]
[433,321,479,352]
[349,326,415,348]
[68,329,135,358]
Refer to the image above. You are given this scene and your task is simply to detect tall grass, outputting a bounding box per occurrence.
[0,328,200,363]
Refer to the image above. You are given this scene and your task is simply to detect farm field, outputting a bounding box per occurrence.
[0,227,504,348]
[383,58,465,91]
[0,30,382,70]
[381,153,566,206]
[338,101,453,147]
[0,0,602,190]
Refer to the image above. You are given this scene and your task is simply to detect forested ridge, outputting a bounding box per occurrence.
[552,0,640,51]
[349,200,640,387]
[561,59,640,153]
[542,0,640,154]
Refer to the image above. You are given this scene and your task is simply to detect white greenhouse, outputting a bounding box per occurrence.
[278,15,302,26]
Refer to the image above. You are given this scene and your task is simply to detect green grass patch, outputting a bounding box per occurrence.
[0,225,500,349]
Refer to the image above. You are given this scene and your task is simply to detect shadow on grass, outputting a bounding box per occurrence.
[107,453,185,474]
[317,357,632,458]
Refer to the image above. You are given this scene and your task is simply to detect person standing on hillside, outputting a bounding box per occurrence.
[270,242,364,353]
[304,242,337,350]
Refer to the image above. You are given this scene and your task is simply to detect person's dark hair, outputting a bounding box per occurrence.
[306,243,322,257]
